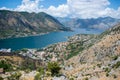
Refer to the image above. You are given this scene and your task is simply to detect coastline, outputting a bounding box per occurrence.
[0,29,72,40]
[0,32,50,40]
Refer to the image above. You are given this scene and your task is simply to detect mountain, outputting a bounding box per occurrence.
[57,17,120,31]
[33,22,120,79]
[62,23,120,79]
[0,10,69,39]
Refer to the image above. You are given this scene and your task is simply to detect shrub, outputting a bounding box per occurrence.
[0,76,3,80]
[47,62,61,76]
[46,71,51,77]
[112,61,120,68]
[113,74,117,78]
[0,60,12,72]
[104,67,110,73]
[25,69,31,73]
[84,77,88,80]
[106,73,109,77]
[37,67,44,75]
[97,64,102,68]
[112,56,118,60]
[7,72,22,80]
[69,77,74,80]
[34,73,41,80]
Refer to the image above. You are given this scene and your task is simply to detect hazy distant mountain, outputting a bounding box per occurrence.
[0,10,69,39]
[57,17,120,30]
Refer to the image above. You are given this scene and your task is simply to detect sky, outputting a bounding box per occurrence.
[0,0,120,19]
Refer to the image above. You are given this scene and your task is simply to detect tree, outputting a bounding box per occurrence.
[47,62,61,76]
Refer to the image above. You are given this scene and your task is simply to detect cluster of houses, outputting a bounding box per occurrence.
[0,48,11,53]
[18,49,58,62]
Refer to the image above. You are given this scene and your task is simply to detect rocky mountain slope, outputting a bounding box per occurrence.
[57,17,120,31]
[63,23,120,80]
[0,10,69,39]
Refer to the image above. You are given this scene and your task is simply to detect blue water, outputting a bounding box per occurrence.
[0,28,102,50]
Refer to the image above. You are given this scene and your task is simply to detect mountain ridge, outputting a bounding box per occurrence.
[0,10,69,39]
[57,17,120,31]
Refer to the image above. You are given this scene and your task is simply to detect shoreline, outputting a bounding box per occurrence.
[0,32,50,40]
[0,30,72,40]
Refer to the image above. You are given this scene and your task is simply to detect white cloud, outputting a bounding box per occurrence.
[104,7,120,18]
[66,0,110,18]
[46,4,69,17]
[1,0,120,19]
[45,0,120,19]
[0,7,13,11]
[15,0,41,12]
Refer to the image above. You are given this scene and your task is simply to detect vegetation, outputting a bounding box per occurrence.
[98,30,110,39]
[0,76,3,80]
[45,71,51,77]
[20,59,35,70]
[47,62,61,76]
[84,77,89,80]
[0,60,12,72]
[37,67,44,75]
[7,72,22,80]
[34,73,42,80]
[34,67,44,80]
[112,55,118,60]
[69,77,74,80]
[66,42,84,59]
[112,61,120,68]
[104,67,111,73]
[21,48,28,53]
[106,72,109,77]
[66,47,84,60]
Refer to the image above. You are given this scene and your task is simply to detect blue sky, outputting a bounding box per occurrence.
[0,0,120,18]
[0,0,67,8]
[109,0,120,9]
[0,0,120,9]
